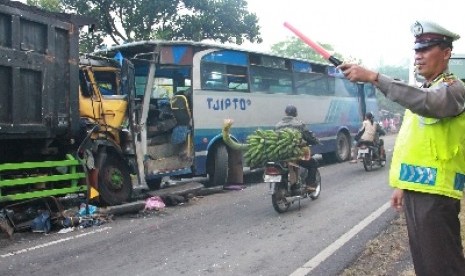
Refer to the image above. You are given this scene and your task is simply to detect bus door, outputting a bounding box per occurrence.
[137,63,194,189]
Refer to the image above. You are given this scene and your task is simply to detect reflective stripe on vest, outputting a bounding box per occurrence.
[399,163,437,185]
[399,164,465,191]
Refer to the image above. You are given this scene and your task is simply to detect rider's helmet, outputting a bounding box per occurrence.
[285,105,298,117]
[365,112,374,120]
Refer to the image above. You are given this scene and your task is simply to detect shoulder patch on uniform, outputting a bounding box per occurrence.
[442,75,457,86]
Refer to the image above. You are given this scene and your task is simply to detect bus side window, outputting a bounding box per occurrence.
[269,79,292,94]
[250,66,292,94]
[333,78,357,97]
[226,65,248,91]
[295,72,330,96]
[201,62,228,90]
[251,77,269,92]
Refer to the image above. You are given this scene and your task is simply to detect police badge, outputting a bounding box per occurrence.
[412,21,423,37]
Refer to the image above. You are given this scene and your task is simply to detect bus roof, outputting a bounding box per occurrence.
[92,40,332,67]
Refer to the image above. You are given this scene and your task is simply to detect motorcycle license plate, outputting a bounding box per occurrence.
[358,148,369,154]
[264,175,282,182]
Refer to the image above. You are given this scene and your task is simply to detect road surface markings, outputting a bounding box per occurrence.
[290,201,391,276]
[1,226,112,258]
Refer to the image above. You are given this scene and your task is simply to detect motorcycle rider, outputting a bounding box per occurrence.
[275,105,320,193]
[350,112,386,163]
[375,118,387,161]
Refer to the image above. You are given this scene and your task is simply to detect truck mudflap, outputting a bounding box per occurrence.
[0,154,87,203]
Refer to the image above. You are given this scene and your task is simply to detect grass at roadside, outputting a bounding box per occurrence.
[341,200,465,276]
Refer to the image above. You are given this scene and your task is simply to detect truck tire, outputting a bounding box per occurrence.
[97,152,132,206]
[205,144,228,187]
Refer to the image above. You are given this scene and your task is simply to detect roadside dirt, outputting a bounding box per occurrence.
[340,213,414,276]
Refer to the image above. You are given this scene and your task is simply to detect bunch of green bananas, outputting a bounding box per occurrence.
[243,128,306,167]
[222,119,307,167]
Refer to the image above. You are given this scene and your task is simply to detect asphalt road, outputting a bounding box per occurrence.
[0,135,398,276]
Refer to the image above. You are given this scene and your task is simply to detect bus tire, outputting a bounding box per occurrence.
[334,132,351,162]
[97,151,132,206]
[205,144,229,187]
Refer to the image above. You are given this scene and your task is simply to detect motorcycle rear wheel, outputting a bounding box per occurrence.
[363,153,373,171]
[272,182,290,213]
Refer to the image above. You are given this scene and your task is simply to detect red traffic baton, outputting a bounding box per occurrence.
[283,22,342,66]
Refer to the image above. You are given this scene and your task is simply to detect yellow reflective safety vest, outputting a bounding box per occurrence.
[390,75,465,199]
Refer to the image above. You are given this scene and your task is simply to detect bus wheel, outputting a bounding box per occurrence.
[97,152,132,206]
[334,132,351,162]
[205,144,229,187]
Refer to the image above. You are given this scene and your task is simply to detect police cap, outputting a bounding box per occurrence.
[411,20,460,50]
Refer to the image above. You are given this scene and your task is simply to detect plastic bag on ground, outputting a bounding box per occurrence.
[144,196,166,211]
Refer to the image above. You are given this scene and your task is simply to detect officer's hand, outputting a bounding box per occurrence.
[337,63,379,84]
[390,188,404,211]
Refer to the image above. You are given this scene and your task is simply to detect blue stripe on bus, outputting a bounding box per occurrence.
[172,46,188,64]
[202,51,248,66]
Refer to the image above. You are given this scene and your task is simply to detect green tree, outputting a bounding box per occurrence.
[26,0,61,11]
[270,37,345,64]
[58,0,261,48]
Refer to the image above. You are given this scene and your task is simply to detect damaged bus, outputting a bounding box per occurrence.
[94,41,378,188]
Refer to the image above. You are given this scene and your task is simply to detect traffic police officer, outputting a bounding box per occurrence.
[338,20,465,276]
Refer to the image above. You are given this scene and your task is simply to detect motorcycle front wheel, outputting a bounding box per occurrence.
[271,182,290,213]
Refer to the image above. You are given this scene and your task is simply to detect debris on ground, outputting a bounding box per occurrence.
[0,196,114,237]
[160,194,188,206]
[144,196,166,211]
[0,213,14,239]
[223,183,247,190]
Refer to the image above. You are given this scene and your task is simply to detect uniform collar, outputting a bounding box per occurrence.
[422,70,451,88]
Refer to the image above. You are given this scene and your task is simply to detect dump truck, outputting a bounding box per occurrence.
[0,0,136,207]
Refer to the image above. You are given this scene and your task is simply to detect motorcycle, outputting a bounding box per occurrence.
[263,160,321,213]
[356,140,386,171]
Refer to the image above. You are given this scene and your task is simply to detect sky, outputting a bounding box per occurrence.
[242,0,465,68]
[16,0,464,68]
